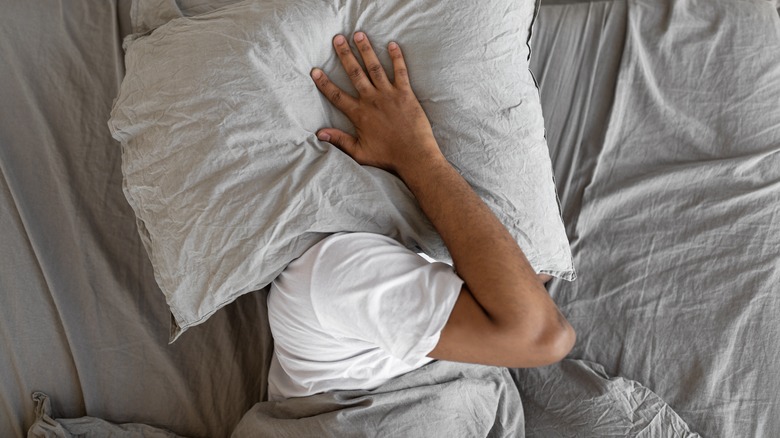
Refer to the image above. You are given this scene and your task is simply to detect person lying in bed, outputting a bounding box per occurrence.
[266,32,576,401]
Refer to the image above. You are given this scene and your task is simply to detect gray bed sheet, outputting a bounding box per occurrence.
[530,0,628,242]
[536,0,780,437]
[3,0,778,437]
[1,2,269,437]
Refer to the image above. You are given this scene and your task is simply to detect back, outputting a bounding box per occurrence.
[266,232,463,401]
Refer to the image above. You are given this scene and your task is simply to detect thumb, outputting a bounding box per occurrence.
[317,129,359,158]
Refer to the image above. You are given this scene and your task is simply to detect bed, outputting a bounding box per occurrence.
[3,0,779,436]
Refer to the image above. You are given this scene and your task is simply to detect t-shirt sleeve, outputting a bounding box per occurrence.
[309,233,464,367]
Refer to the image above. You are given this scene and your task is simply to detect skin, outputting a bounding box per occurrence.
[310,32,574,368]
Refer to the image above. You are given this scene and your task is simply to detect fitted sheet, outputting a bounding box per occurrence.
[535,1,780,436]
[1,2,269,436]
[530,0,627,239]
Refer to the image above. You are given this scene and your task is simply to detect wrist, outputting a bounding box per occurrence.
[395,145,449,185]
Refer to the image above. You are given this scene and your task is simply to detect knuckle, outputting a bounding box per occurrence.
[397,91,414,102]
[348,66,363,80]
[368,63,384,76]
[328,89,342,103]
[396,67,408,78]
[355,112,369,126]
[338,46,352,56]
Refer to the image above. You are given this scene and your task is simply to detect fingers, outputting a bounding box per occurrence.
[332,34,374,96]
[352,32,391,90]
[387,41,410,89]
[310,68,360,117]
[316,128,361,160]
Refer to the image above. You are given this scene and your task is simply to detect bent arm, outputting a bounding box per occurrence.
[309,31,574,368]
[398,152,576,368]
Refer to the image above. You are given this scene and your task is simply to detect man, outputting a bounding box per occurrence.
[266,32,575,401]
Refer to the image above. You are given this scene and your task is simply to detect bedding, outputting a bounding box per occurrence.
[108,0,575,342]
[2,3,270,436]
[533,0,780,436]
[528,0,627,236]
[4,0,779,437]
[511,359,700,437]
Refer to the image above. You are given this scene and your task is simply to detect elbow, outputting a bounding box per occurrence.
[535,319,576,366]
[506,314,576,368]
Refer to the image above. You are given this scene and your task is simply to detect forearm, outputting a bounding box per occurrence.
[398,148,563,332]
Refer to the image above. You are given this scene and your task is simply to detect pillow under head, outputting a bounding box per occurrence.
[109,0,575,342]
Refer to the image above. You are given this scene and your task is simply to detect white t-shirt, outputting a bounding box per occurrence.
[266,232,464,401]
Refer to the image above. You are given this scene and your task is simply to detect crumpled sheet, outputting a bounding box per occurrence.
[29,362,524,438]
[512,360,701,437]
[27,393,185,438]
[28,359,701,438]
[231,361,523,438]
[541,0,780,436]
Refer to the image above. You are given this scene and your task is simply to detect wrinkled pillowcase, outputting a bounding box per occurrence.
[108,0,575,342]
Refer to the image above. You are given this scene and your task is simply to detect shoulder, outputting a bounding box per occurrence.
[316,231,405,252]
[305,232,460,312]
[307,232,423,279]
[274,232,421,291]
[300,232,417,271]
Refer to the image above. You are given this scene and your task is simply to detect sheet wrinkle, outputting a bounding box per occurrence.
[531,1,628,249]
[556,0,780,434]
[0,173,88,413]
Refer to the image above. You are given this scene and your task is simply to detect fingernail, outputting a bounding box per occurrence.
[311,68,321,79]
[354,32,364,42]
[318,132,331,141]
[335,35,346,45]
[388,41,398,50]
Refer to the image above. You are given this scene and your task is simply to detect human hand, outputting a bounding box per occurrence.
[310,32,444,177]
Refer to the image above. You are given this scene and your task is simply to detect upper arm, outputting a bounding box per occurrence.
[427,284,575,368]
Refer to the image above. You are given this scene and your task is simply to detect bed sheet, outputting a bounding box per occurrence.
[530,0,627,242]
[0,2,269,437]
[534,1,780,436]
[6,0,776,437]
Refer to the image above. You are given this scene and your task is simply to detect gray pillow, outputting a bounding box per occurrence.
[108,0,575,342]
